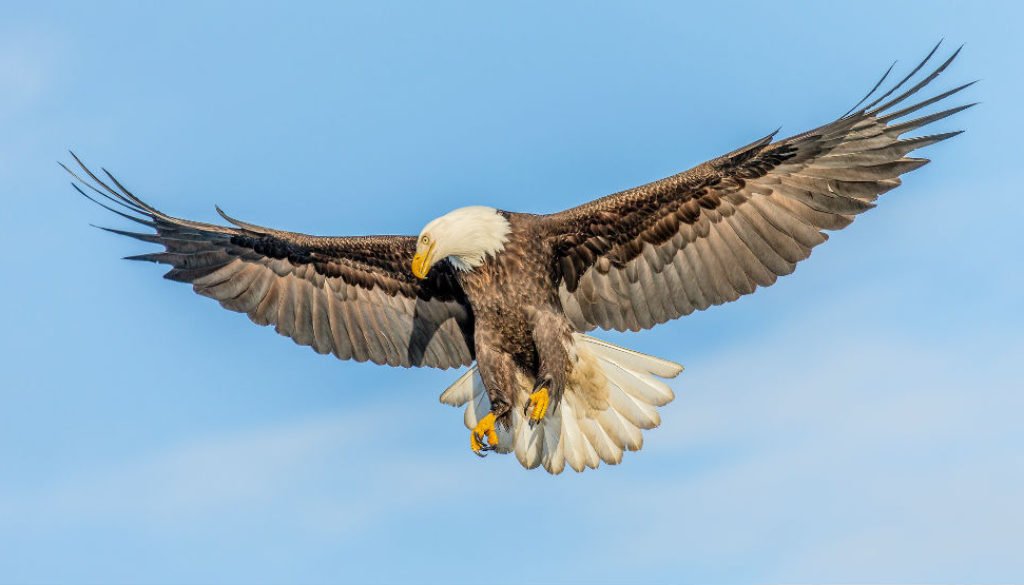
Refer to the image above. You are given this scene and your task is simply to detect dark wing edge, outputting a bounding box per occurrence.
[545,42,975,333]
[67,157,475,369]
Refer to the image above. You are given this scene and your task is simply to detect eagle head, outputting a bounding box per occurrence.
[411,206,511,279]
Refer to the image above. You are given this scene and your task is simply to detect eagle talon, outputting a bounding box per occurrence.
[470,412,499,456]
[525,387,550,426]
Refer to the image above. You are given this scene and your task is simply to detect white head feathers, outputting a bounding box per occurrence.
[416,206,511,272]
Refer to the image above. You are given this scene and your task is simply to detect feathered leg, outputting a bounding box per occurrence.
[526,309,573,426]
[471,344,519,456]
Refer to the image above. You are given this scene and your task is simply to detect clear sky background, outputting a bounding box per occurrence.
[0,2,1020,584]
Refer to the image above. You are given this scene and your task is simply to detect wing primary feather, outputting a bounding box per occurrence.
[720,128,780,160]
[67,153,120,197]
[841,60,897,118]
[861,40,943,113]
[124,252,172,263]
[885,103,976,137]
[869,45,963,116]
[95,225,163,244]
[61,162,147,214]
[215,205,280,235]
[876,80,977,125]
[100,168,155,213]
[71,155,242,235]
[72,183,155,228]
[69,152,136,208]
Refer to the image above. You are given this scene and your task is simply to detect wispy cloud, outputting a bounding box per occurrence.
[0,405,464,536]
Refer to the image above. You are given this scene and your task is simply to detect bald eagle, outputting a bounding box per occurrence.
[70,44,971,474]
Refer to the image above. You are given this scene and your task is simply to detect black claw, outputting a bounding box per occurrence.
[473,432,486,457]
[532,376,551,393]
[473,430,498,457]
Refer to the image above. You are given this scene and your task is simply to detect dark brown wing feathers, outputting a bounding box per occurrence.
[547,43,973,333]
[69,157,474,369]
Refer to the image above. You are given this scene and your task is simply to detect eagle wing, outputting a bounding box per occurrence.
[545,44,973,333]
[69,157,474,369]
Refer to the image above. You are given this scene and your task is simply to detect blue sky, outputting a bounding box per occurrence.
[0,1,1020,583]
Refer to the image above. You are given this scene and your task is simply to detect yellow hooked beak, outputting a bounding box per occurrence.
[411,241,436,279]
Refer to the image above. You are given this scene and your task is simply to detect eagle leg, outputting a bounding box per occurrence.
[470,412,499,457]
[524,379,551,428]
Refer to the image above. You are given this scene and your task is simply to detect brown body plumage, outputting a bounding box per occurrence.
[457,212,574,428]
[69,43,972,473]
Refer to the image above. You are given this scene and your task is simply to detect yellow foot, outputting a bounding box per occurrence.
[525,387,550,427]
[470,412,499,457]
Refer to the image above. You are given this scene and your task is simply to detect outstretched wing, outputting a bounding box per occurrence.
[545,44,973,332]
[68,157,474,368]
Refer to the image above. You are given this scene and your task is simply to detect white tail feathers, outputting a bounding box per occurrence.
[439,334,682,474]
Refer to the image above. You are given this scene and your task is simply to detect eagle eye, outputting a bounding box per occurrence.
[421,235,430,245]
